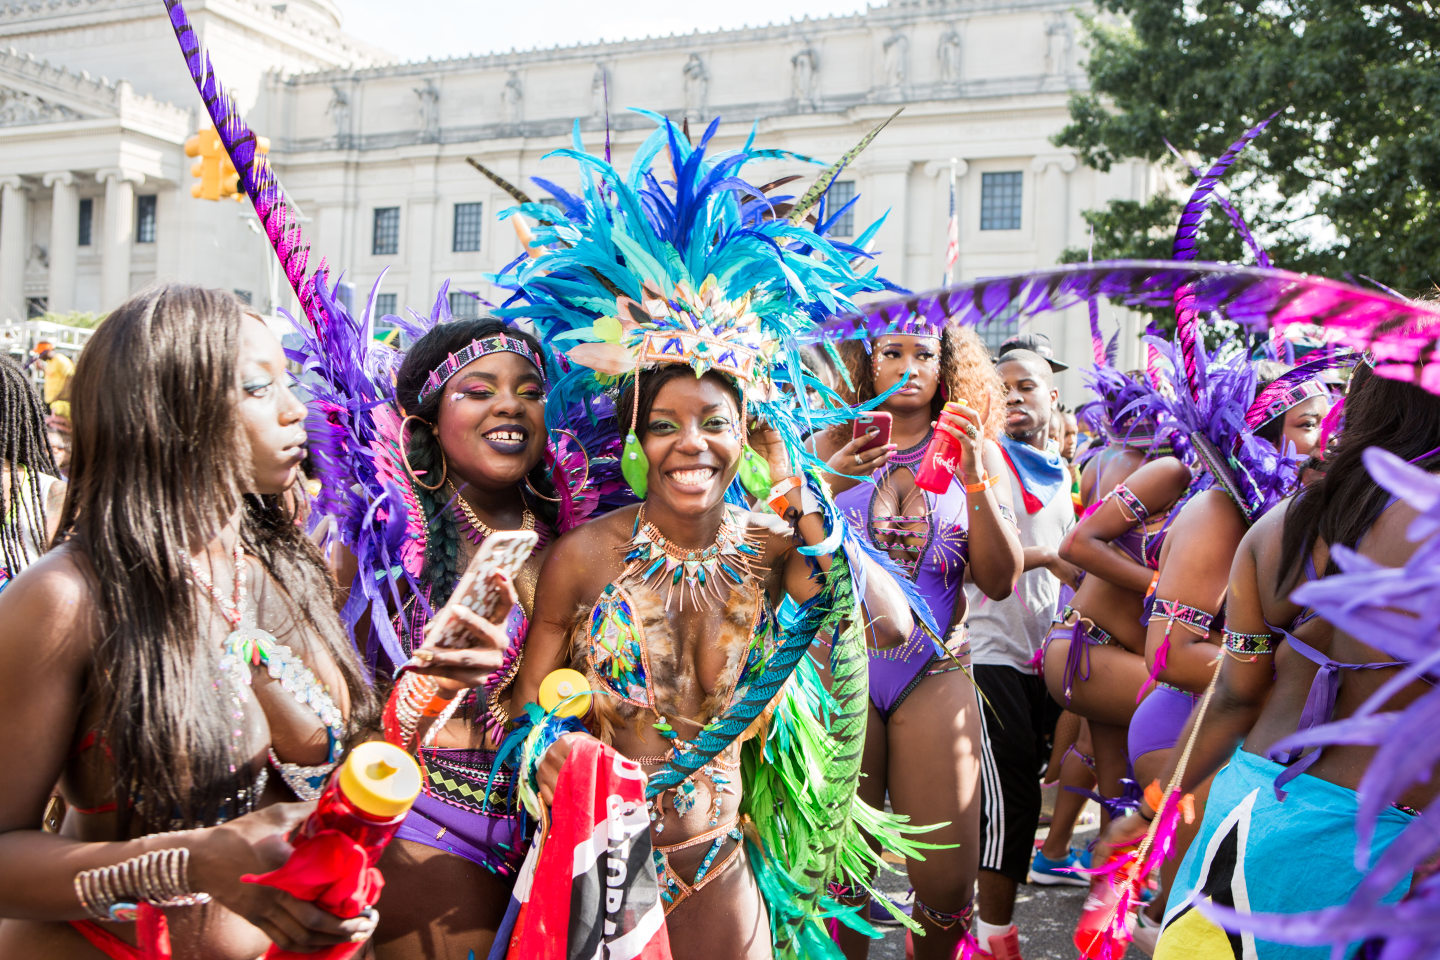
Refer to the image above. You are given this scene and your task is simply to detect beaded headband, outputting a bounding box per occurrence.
[417,334,548,405]
[1243,377,1330,430]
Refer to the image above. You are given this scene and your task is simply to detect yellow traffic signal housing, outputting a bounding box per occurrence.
[185,125,226,201]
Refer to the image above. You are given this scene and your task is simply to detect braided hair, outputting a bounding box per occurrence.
[394,318,557,610]
[0,355,57,573]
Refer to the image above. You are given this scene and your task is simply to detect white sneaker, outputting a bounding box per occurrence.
[1132,910,1162,956]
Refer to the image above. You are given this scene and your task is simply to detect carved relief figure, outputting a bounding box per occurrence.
[938,28,963,85]
[590,63,609,118]
[882,32,908,89]
[0,88,82,126]
[1045,14,1075,76]
[682,53,708,120]
[414,79,440,140]
[791,46,818,107]
[326,84,350,144]
[501,71,524,124]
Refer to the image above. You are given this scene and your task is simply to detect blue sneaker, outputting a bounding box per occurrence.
[1027,848,1089,886]
[868,889,913,927]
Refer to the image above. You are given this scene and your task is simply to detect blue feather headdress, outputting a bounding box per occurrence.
[492,113,890,473]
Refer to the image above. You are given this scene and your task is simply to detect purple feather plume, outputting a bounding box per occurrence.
[1162,136,1273,270]
[803,259,1440,397]
[1171,113,1279,400]
[164,0,329,336]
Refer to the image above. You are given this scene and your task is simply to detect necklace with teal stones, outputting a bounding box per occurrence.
[620,504,766,613]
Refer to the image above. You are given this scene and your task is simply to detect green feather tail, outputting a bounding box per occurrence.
[788,108,903,225]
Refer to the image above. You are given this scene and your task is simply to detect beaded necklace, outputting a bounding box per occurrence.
[189,539,345,800]
[447,480,535,545]
[620,504,765,613]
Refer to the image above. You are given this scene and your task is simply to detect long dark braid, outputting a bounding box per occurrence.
[394,318,557,612]
[0,355,57,573]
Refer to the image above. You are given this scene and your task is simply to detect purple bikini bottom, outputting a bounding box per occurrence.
[868,624,967,720]
[1127,683,1200,767]
[393,747,525,876]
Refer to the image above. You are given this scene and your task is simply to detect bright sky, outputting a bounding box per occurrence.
[340,0,872,62]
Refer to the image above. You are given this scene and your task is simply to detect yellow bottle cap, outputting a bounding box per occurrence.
[538,668,592,718]
[338,741,422,820]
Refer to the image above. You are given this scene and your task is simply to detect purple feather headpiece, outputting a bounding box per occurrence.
[1077,363,1180,455]
[416,334,548,406]
[1243,357,1340,429]
[1143,336,1301,522]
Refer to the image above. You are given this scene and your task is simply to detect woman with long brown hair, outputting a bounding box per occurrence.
[0,285,377,959]
[819,324,1023,959]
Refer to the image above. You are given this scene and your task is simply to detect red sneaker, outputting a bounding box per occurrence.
[982,925,1023,960]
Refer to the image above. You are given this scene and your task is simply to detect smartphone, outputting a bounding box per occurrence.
[852,411,893,452]
[433,529,539,649]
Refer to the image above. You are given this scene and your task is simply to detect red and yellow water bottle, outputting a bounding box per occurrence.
[262,741,422,960]
[914,401,968,493]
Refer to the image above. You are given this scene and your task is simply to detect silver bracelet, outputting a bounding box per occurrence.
[74,847,211,922]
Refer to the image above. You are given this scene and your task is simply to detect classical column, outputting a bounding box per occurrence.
[1030,153,1081,382]
[97,168,142,311]
[0,176,30,323]
[44,172,78,315]
[1030,153,1078,267]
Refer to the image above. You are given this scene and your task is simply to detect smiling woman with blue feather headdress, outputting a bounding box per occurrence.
[493,113,944,960]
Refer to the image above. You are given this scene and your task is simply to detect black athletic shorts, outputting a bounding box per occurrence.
[974,663,1063,883]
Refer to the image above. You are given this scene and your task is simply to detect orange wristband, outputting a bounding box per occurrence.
[963,472,1000,494]
[767,476,802,515]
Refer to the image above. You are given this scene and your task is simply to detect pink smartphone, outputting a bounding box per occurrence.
[852,411,893,451]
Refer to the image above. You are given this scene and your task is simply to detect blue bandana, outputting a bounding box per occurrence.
[999,435,1069,513]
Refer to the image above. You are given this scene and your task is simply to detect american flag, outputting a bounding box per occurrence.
[943,170,959,285]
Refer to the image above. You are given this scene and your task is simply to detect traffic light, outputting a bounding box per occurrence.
[185,126,224,201]
[184,125,263,202]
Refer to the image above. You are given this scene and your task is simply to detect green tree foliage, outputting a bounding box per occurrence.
[1057,1,1440,303]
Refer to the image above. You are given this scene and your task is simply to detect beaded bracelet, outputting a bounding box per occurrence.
[74,847,210,922]
[1222,628,1278,657]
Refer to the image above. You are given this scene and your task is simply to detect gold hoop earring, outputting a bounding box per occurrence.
[400,414,447,492]
[526,430,592,502]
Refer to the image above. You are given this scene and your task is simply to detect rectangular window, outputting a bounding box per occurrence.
[135,195,157,243]
[77,198,92,246]
[827,179,857,238]
[980,171,1023,231]
[448,290,479,319]
[372,206,400,256]
[374,293,398,318]
[979,310,1020,355]
[452,202,484,253]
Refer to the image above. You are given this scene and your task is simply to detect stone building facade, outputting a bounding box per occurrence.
[0,0,1160,383]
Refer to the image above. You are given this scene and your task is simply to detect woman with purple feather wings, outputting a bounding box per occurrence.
[1098,360,1440,960]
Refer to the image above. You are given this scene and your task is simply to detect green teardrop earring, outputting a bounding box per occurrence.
[622,430,650,499]
[737,443,772,500]
[622,364,649,499]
